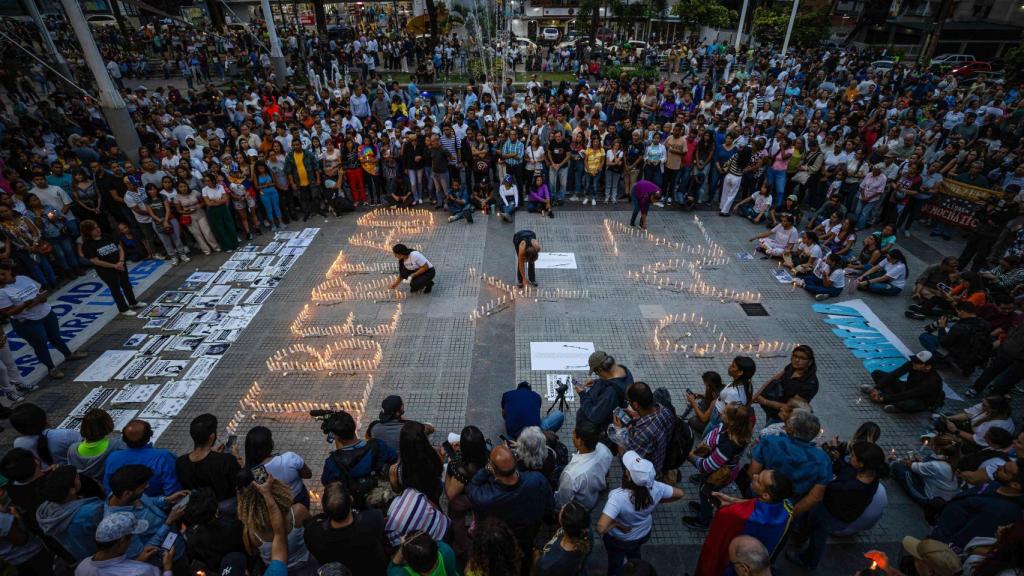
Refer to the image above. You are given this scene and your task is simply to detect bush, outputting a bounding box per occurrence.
[604,65,660,81]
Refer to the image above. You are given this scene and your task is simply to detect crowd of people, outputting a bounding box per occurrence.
[0,6,1020,576]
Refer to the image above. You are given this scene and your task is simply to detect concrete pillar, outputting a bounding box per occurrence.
[261,0,289,85]
[24,0,73,81]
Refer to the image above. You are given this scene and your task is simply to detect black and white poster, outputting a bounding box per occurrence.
[75,351,137,382]
[182,356,219,381]
[144,359,190,378]
[114,356,159,380]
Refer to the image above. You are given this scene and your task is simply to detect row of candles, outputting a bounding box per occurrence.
[312,277,407,302]
[266,339,384,373]
[692,215,728,259]
[325,251,392,279]
[356,207,435,229]
[603,219,728,260]
[291,304,403,338]
[630,271,761,303]
[652,313,795,356]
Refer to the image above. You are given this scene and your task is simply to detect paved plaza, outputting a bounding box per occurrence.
[6,203,972,574]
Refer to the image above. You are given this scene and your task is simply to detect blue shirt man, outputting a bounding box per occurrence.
[501,382,542,438]
[103,420,182,497]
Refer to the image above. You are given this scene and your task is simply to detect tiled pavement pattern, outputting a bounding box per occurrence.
[4,205,991,574]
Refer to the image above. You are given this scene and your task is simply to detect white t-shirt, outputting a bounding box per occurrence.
[29,185,75,220]
[0,275,50,321]
[770,224,799,247]
[965,404,1016,447]
[202,184,227,203]
[263,451,308,499]
[911,460,959,501]
[882,260,907,289]
[713,384,748,414]
[828,268,846,289]
[13,429,82,466]
[401,251,432,271]
[124,190,152,224]
[601,481,674,541]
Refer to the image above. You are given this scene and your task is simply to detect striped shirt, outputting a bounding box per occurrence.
[384,488,450,546]
[692,423,744,476]
[501,139,525,166]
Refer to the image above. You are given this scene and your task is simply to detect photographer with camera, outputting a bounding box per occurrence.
[319,411,397,511]
[575,351,635,429]
[607,382,675,473]
[917,302,992,375]
[365,395,435,453]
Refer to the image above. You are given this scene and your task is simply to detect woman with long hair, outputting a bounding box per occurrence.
[236,475,318,576]
[251,161,283,231]
[890,434,960,508]
[267,140,294,222]
[719,145,750,215]
[684,404,754,528]
[597,452,683,575]
[465,518,522,576]
[344,137,367,206]
[388,243,436,294]
[703,356,756,433]
[173,181,220,255]
[533,501,592,575]
[243,426,313,507]
[443,425,488,565]
[692,130,716,203]
[964,519,1024,576]
[754,345,819,425]
[389,421,443,505]
[856,249,908,296]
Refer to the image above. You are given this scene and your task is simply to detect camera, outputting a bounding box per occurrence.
[310,409,342,443]
[555,381,568,395]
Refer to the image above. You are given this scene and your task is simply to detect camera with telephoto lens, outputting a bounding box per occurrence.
[310,410,342,443]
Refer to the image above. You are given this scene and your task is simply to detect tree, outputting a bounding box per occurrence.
[671,0,733,35]
[751,5,829,49]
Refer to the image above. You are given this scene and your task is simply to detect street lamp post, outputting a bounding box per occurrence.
[781,0,800,56]
[261,0,289,84]
[734,0,749,52]
[58,0,141,162]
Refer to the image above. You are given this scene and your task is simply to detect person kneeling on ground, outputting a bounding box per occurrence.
[389,244,436,294]
[501,381,564,438]
[860,351,944,414]
[527,174,554,218]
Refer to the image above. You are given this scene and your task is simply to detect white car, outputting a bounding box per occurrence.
[870,60,895,73]
[625,39,648,51]
[513,37,538,50]
[540,27,560,42]
[930,54,975,68]
[556,37,603,50]
[86,14,118,27]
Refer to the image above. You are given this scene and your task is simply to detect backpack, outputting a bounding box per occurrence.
[544,431,571,488]
[662,415,695,474]
[328,439,387,510]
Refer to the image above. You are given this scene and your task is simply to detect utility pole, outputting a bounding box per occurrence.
[59,0,141,162]
[23,0,73,81]
[780,0,800,56]
[922,0,955,63]
[734,0,749,52]
[261,0,289,84]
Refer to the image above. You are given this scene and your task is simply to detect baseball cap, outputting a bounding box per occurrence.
[380,395,403,417]
[787,195,798,201]
[95,512,149,544]
[246,148,258,157]
[901,537,961,576]
[384,120,393,130]
[588,351,610,373]
[622,451,656,488]
[910,350,933,364]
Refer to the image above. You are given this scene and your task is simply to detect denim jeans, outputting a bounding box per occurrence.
[549,165,568,201]
[919,332,940,353]
[408,169,425,202]
[46,235,78,273]
[767,168,787,208]
[860,271,902,296]
[643,165,662,188]
[674,166,692,203]
[604,170,622,201]
[541,409,564,433]
[583,173,600,200]
[446,201,474,221]
[890,461,931,505]
[971,350,1024,395]
[260,188,282,222]
[799,504,853,568]
[801,274,843,297]
[432,171,450,205]
[694,164,712,203]
[14,252,55,289]
[604,532,650,576]
[855,198,881,230]
[11,311,72,370]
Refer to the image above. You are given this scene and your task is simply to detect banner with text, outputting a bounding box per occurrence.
[920,179,1009,231]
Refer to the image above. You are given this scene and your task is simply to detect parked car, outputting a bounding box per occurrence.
[930,53,976,69]
[870,60,895,73]
[513,36,538,50]
[625,39,649,51]
[556,37,603,51]
[86,14,118,27]
[950,61,992,79]
[540,27,561,42]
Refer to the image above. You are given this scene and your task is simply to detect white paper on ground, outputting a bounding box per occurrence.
[535,252,578,269]
[140,304,182,319]
[114,356,158,380]
[166,312,202,332]
[138,334,173,356]
[139,397,189,419]
[123,334,147,348]
[217,288,248,306]
[188,295,221,309]
[182,356,219,380]
[276,247,306,257]
[74,351,137,382]
[245,288,274,305]
[529,342,595,371]
[111,384,160,405]
[229,251,257,262]
[148,418,174,443]
[191,342,230,359]
[544,373,577,401]
[155,291,193,305]
[144,359,190,378]
[274,231,298,240]
[202,284,230,297]
[186,271,217,284]
[168,336,205,352]
[158,379,203,399]
[260,241,283,254]
[144,318,168,329]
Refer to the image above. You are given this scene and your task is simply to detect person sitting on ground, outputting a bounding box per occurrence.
[74,512,174,576]
[753,345,819,426]
[796,252,847,301]
[527,173,554,218]
[471,181,493,215]
[175,413,241,516]
[386,529,458,576]
[745,409,832,518]
[608,382,676,472]
[388,179,414,208]
[913,257,960,302]
[34,465,105,562]
[906,270,987,320]
[861,351,945,414]
[444,178,474,224]
[890,434,961,508]
[67,409,126,485]
[575,351,635,429]
[181,488,246,573]
[502,381,564,438]
[957,427,1014,487]
[365,395,435,453]
[928,459,1024,553]
[320,410,398,511]
[684,404,754,528]
[555,420,613,511]
[0,476,52,575]
[731,185,773,224]
[103,419,182,498]
[104,465,189,564]
[10,403,81,468]
[302,481,388,575]
[465,444,553,566]
[750,214,799,258]
[932,395,1015,453]
[686,371,725,435]
[693,469,794,576]
[918,302,993,375]
[856,249,909,296]
[790,442,889,569]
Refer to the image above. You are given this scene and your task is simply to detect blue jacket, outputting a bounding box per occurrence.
[104,445,182,497]
[501,385,542,438]
[577,366,634,428]
[35,497,104,561]
[929,483,1024,553]
[465,468,553,549]
[321,439,398,487]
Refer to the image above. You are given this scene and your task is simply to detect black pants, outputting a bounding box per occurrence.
[14,548,54,576]
[870,370,933,413]
[400,265,436,293]
[959,234,997,271]
[97,267,137,312]
[513,230,536,284]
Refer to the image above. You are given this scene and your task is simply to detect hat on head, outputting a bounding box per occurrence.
[588,351,611,373]
[622,451,656,488]
[787,195,798,201]
[901,537,961,576]
[380,395,403,418]
[503,175,513,184]
[220,552,249,576]
[484,115,494,123]
[910,350,933,364]
[246,148,258,157]
[95,512,149,544]
[384,120,393,130]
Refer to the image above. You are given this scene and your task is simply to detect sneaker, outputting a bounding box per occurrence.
[202,251,211,256]
[15,382,37,393]
[908,304,924,313]
[447,215,457,223]
[170,257,179,266]
[466,212,474,223]
[48,368,64,379]
[814,293,831,301]
[569,195,580,202]
[859,384,875,394]
[5,390,23,403]
[67,351,88,361]
[122,310,137,317]
[920,432,937,442]
[904,311,926,320]
[883,404,900,413]
[654,201,665,208]
[963,388,981,399]
[682,516,708,529]
[152,253,167,260]
[180,254,191,263]
[132,301,147,309]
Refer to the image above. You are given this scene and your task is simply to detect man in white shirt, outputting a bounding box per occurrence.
[74,512,169,576]
[556,420,612,511]
[28,173,79,238]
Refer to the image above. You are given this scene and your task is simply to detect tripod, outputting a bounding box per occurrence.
[547,384,570,415]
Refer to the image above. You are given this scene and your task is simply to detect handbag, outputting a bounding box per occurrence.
[179,214,192,226]
[34,241,53,256]
[706,464,733,488]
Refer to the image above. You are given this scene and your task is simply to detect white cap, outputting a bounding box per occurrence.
[384,120,393,130]
[622,450,656,488]
[245,148,258,157]
[910,350,933,364]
